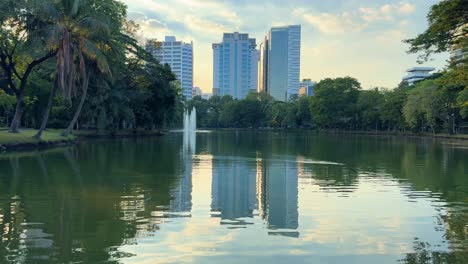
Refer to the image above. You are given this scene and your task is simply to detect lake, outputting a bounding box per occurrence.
[0,131,467,263]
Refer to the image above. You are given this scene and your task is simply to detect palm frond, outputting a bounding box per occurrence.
[77,17,110,38]
[80,38,110,75]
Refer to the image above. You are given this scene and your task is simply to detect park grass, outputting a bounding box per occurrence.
[0,129,75,145]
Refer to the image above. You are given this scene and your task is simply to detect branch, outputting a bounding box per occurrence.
[18,50,57,92]
[6,54,22,81]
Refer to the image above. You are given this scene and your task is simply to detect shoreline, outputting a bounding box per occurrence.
[2,128,467,153]
[0,129,164,153]
[197,127,468,141]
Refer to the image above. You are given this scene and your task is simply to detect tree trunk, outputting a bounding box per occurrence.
[34,82,58,140]
[62,74,89,137]
[9,93,25,133]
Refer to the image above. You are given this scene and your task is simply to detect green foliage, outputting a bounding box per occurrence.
[357,89,384,130]
[404,80,448,133]
[404,0,468,62]
[0,90,16,110]
[309,77,361,129]
[457,89,468,118]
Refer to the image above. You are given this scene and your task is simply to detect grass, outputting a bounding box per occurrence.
[0,129,75,145]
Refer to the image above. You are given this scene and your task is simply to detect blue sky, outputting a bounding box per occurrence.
[123,0,448,92]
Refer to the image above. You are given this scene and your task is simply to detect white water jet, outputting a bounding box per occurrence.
[183,108,197,153]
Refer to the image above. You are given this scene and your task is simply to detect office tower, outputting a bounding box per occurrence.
[146,36,194,99]
[213,32,259,99]
[299,79,315,96]
[259,25,301,101]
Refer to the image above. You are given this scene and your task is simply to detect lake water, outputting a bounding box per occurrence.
[0,131,467,263]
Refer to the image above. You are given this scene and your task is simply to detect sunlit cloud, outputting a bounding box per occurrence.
[302,12,366,34]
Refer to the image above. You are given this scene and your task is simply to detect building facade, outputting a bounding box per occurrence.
[402,67,435,86]
[299,79,315,97]
[259,25,301,101]
[213,32,259,99]
[146,36,194,99]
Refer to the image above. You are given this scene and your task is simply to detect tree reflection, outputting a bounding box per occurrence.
[0,137,186,263]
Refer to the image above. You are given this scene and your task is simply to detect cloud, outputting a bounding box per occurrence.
[184,15,233,35]
[398,2,416,14]
[124,0,241,39]
[302,12,365,34]
[297,2,417,35]
[359,2,416,22]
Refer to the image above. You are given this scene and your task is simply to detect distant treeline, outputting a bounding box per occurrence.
[188,73,467,134]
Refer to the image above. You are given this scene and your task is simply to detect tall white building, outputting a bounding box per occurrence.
[146,36,194,99]
[402,67,435,86]
[259,25,301,101]
[212,32,259,99]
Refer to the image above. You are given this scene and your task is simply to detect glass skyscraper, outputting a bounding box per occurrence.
[259,25,301,101]
[146,36,194,99]
[212,32,259,99]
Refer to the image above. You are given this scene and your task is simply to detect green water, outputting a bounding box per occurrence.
[0,131,467,264]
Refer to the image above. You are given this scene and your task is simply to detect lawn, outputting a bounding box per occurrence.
[0,129,75,145]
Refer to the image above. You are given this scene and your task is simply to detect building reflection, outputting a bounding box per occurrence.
[211,158,257,221]
[257,158,299,237]
[211,155,299,237]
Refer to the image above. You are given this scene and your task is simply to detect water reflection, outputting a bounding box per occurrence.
[258,158,299,237]
[0,131,466,263]
[211,157,257,222]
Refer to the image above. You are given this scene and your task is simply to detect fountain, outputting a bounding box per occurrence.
[183,108,197,133]
[183,108,196,153]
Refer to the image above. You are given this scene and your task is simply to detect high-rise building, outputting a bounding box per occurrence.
[259,25,301,101]
[402,67,435,86]
[213,32,259,99]
[146,36,194,99]
[299,79,315,97]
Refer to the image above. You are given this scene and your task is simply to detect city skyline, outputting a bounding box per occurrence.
[124,0,448,93]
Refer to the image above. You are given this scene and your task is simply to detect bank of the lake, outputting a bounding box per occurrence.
[0,129,164,152]
[200,127,468,141]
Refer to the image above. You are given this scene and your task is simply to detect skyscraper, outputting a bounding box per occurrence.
[259,25,301,101]
[146,36,194,99]
[212,32,259,99]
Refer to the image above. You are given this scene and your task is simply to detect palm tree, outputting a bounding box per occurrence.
[33,0,111,139]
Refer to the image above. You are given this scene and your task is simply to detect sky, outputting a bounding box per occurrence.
[122,0,449,93]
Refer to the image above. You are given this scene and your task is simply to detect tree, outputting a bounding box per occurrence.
[296,96,312,127]
[357,89,384,130]
[404,0,468,62]
[380,89,408,131]
[310,77,361,129]
[0,90,16,126]
[458,89,468,118]
[31,0,120,139]
[404,80,447,134]
[0,0,57,133]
